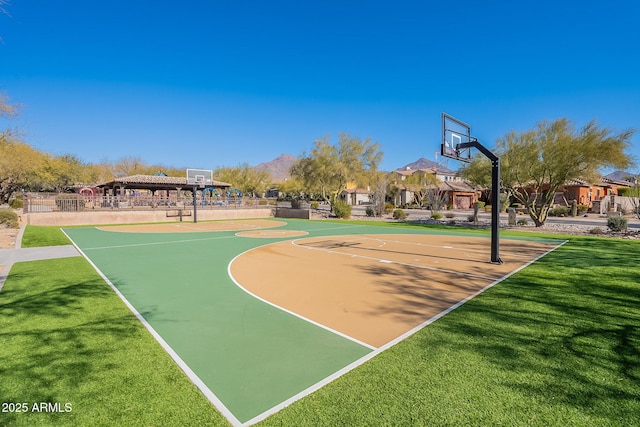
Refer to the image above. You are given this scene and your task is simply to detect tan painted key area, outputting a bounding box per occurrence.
[230,234,557,348]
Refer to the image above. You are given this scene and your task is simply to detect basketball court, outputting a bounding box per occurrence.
[63,218,565,426]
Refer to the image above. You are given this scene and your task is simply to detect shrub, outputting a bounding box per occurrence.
[290,199,301,209]
[499,194,510,211]
[467,215,476,222]
[607,215,628,232]
[517,218,528,226]
[431,212,443,220]
[445,212,455,219]
[0,209,19,228]
[577,204,589,213]
[310,201,320,209]
[392,209,406,220]
[9,198,23,209]
[589,227,604,235]
[617,188,632,197]
[484,205,492,213]
[549,206,569,217]
[475,201,486,209]
[332,201,352,219]
[384,203,394,214]
[365,206,375,217]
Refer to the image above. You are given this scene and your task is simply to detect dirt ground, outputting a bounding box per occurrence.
[0,227,19,249]
[0,209,24,249]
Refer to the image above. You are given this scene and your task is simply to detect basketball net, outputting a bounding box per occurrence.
[435,150,449,169]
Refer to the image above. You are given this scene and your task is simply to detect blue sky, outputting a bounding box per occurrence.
[1,1,639,173]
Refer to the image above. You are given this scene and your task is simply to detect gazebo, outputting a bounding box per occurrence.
[96,174,232,208]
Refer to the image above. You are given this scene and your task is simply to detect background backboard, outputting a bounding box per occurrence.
[441,113,472,163]
[186,168,213,187]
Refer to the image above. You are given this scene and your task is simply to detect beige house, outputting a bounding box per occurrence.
[392,167,463,183]
[340,188,371,206]
[390,167,478,208]
[436,180,479,209]
[335,166,479,208]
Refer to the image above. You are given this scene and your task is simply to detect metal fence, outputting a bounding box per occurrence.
[23,193,277,213]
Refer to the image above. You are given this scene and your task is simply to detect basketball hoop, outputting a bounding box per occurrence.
[440,113,502,264]
[187,168,213,187]
[186,168,214,224]
[441,113,472,163]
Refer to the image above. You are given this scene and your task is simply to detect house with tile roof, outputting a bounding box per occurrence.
[389,167,479,208]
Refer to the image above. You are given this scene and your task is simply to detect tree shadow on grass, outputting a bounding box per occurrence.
[0,310,169,425]
[0,260,165,409]
[0,274,112,318]
[0,258,228,427]
[408,237,640,421]
[346,237,639,422]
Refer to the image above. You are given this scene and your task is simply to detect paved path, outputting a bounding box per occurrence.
[0,226,80,290]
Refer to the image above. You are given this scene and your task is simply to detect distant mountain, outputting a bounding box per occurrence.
[254,154,298,182]
[605,170,638,183]
[397,157,452,172]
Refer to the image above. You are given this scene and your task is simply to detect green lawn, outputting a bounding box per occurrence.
[0,257,229,427]
[20,225,71,248]
[260,234,640,426]
[2,224,638,426]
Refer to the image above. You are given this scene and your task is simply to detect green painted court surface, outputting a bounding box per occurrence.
[63,219,562,425]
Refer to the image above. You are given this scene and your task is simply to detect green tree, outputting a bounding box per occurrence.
[111,156,148,177]
[462,118,635,226]
[1,94,46,202]
[82,163,116,185]
[276,177,306,200]
[39,154,86,192]
[214,164,272,197]
[369,172,389,216]
[627,182,640,220]
[291,133,383,209]
[0,132,46,203]
[400,171,438,208]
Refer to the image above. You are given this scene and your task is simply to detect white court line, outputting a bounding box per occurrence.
[291,238,501,281]
[305,224,366,232]
[61,229,244,427]
[245,238,570,426]
[82,234,238,251]
[172,223,217,231]
[85,220,293,251]
[66,225,568,426]
[228,249,376,352]
[171,222,262,231]
[234,230,309,237]
[347,235,540,260]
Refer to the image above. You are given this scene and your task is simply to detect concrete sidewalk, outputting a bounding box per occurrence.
[0,226,80,290]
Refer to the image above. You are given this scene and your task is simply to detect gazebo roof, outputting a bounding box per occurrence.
[97,174,232,191]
